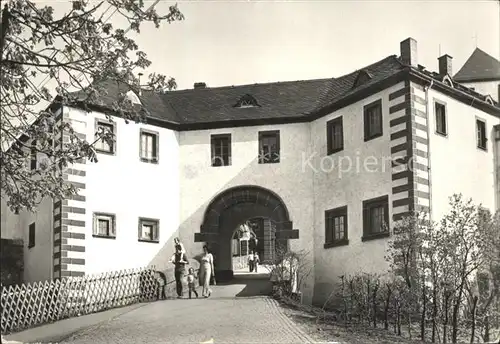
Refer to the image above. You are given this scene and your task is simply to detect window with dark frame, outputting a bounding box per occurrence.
[28,222,35,248]
[140,129,159,163]
[138,218,159,242]
[364,100,383,141]
[258,130,280,164]
[95,121,115,154]
[92,213,116,238]
[30,140,37,170]
[476,119,487,150]
[327,116,344,155]
[435,102,447,136]
[324,206,348,248]
[211,134,231,167]
[362,195,389,241]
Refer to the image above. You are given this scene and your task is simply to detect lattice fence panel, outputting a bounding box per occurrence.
[1,267,159,334]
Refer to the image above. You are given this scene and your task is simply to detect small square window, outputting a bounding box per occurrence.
[476,119,487,151]
[327,116,344,155]
[258,130,280,164]
[95,120,116,154]
[92,213,116,238]
[324,206,348,248]
[140,129,159,163]
[28,222,35,248]
[211,134,231,167]
[435,102,447,136]
[362,195,390,241]
[364,99,383,141]
[138,218,159,243]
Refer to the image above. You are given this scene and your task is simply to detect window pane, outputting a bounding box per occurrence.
[98,219,109,236]
[370,206,385,233]
[142,224,153,240]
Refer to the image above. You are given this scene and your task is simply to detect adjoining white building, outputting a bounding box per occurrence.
[1,37,499,305]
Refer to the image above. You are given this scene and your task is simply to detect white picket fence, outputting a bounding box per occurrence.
[1,267,160,334]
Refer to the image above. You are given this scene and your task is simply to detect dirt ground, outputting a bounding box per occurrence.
[279,298,425,344]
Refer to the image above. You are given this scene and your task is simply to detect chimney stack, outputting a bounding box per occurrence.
[194,82,206,89]
[400,38,418,67]
[438,55,453,76]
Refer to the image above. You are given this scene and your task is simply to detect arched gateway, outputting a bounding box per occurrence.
[194,185,300,282]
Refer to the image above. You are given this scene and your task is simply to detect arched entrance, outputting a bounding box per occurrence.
[194,185,300,282]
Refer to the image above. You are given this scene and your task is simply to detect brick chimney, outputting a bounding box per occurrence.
[400,38,418,67]
[194,82,206,89]
[438,54,453,76]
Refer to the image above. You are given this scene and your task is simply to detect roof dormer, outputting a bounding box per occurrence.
[442,74,454,88]
[485,95,495,105]
[352,70,373,89]
[234,94,259,108]
[126,90,142,105]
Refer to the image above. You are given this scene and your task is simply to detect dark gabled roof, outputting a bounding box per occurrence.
[54,51,498,134]
[68,55,405,126]
[454,48,500,82]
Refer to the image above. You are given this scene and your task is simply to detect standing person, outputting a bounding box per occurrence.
[253,252,260,273]
[170,245,189,299]
[186,267,199,299]
[248,251,255,272]
[199,245,215,298]
[173,237,185,254]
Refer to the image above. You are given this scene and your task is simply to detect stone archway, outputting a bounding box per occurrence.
[194,185,299,282]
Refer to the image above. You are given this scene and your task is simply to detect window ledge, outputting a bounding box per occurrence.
[324,239,349,249]
[138,238,159,244]
[95,149,115,156]
[211,164,231,168]
[28,244,35,249]
[92,234,116,240]
[364,133,383,142]
[362,232,390,242]
[327,148,344,156]
[477,145,487,152]
[435,131,448,138]
[140,157,159,164]
[258,160,280,164]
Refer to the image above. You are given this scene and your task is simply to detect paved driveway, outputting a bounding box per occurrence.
[60,279,315,344]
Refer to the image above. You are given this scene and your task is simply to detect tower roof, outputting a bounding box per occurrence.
[454,48,500,82]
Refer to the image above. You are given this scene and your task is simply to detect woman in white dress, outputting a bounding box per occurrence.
[199,245,215,298]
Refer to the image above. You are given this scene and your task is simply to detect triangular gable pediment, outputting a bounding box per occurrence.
[234,94,260,108]
[352,70,373,88]
[126,90,142,105]
[442,74,454,87]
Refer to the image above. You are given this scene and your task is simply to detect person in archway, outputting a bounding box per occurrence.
[248,250,255,272]
[199,245,215,298]
[253,252,260,273]
[170,244,189,298]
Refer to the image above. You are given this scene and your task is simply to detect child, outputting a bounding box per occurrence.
[253,252,260,272]
[186,267,199,299]
[248,251,255,272]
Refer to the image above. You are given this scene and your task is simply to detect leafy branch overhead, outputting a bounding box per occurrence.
[0,0,184,212]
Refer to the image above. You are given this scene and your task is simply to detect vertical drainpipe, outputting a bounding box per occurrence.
[424,80,434,223]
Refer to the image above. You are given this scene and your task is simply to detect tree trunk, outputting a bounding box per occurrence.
[408,310,412,339]
[452,285,465,343]
[384,287,391,330]
[443,293,450,344]
[421,284,427,341]
[373,283,378,328]
[397,302,402,336]
[483,315,489,343]
[432,285,438,343]
[470,296,478,344]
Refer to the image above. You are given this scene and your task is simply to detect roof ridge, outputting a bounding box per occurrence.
[164,77,334,94]
[164,55,398,95]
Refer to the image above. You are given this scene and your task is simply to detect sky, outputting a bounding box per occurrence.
[28,0,500,91]
[114,0,500,90]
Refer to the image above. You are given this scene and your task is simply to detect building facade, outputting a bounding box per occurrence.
[2,37,499,305]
